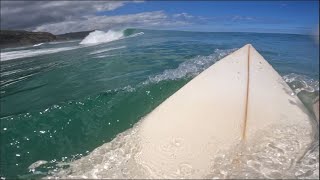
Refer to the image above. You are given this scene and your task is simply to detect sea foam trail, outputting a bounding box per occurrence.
[89,46,126,55]
[0,47,78,61]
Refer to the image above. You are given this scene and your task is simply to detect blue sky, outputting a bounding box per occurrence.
[1,1,318,34]
[100,1,319,34]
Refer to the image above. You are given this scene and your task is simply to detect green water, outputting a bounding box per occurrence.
[0,29,319,178]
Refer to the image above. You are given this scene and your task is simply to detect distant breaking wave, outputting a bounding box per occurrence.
[79,29,144,45]
[80,30,124,45]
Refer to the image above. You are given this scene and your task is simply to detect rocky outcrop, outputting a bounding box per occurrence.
[57,30,94,40]
[0,30,65,48]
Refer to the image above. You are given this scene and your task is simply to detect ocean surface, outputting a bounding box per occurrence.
[0,29,319,179]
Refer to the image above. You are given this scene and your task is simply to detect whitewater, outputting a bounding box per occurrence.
[0,29,318,179]
[0,29,144,61]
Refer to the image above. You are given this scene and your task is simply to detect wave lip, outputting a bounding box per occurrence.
[79,30,124,45]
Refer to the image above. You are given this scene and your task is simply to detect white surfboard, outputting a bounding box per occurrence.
[135,44,315,178]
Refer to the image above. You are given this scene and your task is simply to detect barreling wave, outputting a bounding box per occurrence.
[79,29,144,45]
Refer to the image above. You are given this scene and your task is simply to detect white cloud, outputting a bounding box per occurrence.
[34,11,192,34]
[231,15,255,21]
[1,1,196,34]
[173,13,194,19]
[0,1,129,29]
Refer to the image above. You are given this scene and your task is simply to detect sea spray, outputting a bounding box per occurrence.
[79,29,144,45]
[79,30,124,45]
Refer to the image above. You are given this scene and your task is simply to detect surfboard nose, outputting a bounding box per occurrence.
[245,43,253,48]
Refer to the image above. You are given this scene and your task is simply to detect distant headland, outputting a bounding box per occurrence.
[0,30,94,48]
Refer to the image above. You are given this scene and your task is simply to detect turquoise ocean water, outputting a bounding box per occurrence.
[0,29,319,179]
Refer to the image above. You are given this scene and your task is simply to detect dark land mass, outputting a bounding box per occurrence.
[0,30,94,48]
[57,30,94,40]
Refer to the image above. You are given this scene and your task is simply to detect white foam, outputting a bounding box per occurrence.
[89,46,126,55]
[93,54,117,59]
[127,32,144,38]
[33,43,44,47]
[0,47,78,61]
[144,48,237,84]
[80,30,124,45]
[283,73,319,94]
[43,121,318,179]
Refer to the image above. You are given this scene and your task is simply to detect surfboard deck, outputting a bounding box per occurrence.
[135,44,314,178]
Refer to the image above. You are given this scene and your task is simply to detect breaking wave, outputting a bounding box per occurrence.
[80,30,124,45]
[79,29,144,45]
